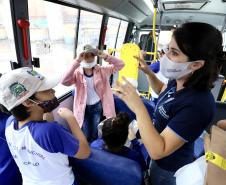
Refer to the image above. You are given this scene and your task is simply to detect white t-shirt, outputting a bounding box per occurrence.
[5,116,79,185]
[85,75,100,105]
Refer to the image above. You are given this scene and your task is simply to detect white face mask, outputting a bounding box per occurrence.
[80,60,97,69]
[160,54,194,80]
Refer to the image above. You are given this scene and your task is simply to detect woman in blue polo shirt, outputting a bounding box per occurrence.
[114,22,226,185]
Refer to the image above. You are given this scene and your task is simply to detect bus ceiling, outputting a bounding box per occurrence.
[46,0,156,24]
[51,0,226,31]
[139,0,226,31]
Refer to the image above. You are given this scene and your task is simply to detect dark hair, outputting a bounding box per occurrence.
[10,95,36,121]
[0,104,11,115]
[102,112,131,152]
[173,22,226,90]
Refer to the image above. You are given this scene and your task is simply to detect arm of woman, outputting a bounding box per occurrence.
[98,51,125,75]
[115,78,185,160]
[61,53,84,86]
[132,101,185,160]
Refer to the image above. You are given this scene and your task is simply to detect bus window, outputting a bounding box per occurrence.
[28,0,79,97]
[105,17,120,50]
[0,0,17,73]
[158,30,173,48]
[116,20,128,49]
[115,20,128,58]
[77,10,102,54]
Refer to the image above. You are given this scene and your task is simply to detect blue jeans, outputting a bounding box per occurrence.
[82,101,103,142]
[149,160,176,185]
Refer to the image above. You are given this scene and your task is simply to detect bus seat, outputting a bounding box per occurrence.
[194,137,204,159]
[144,33,154,61]
[139,34,149,50]
[206,101,226,133]
[118,43,140,84]
[138,69,149,93]
[211,75,224,101]
[70,148,143,185]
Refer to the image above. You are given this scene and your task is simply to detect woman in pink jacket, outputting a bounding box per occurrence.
[61,44,124,142]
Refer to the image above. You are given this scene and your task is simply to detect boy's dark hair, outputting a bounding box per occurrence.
[0,104,11,115]
[102,112,131,152]
[10,95,36,121]
[173,22,226,91]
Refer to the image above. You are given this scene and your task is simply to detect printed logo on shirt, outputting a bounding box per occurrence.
[164,97,175,104]
[158,105,169,120]
[9,82,28,98]
[8,142,46,160]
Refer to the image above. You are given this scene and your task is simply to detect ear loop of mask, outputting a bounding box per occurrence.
[28,99,41,105]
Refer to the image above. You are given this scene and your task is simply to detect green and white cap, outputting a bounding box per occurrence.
[0,67,59,110]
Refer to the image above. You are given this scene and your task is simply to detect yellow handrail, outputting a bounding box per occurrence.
[145,51,155,55]
[152,7,158,61]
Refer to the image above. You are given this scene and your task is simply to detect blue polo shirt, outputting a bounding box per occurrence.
[153,80,215,172]
[0,112,22,185]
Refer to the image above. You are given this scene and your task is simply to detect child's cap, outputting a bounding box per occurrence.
[0,67,59,111]
[83,44,98,55]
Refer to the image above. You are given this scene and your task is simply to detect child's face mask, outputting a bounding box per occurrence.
[160,54,194,80]
[30,97,59,113]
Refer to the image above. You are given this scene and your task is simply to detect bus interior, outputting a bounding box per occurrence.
[0,0,226,185]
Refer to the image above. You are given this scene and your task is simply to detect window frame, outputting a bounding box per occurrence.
[9,0,133,98]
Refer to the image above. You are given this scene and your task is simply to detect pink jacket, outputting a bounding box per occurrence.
[61,55,124,127]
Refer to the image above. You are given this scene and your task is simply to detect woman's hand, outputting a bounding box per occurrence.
[77,52,85,62]
[113,77,145,114]
[133,56,151,75]
[97,50,108,60]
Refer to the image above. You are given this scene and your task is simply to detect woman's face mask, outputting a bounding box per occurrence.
[80,60,97,69]
[160,54,194,80]
[80,53,97,69]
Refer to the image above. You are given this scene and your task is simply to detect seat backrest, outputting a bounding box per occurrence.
[70,148,143,185]
[211,75,224,101]
[139,34,149,51]
[138,69,149,92]
[118,43,140,84]
[206,101,226,132]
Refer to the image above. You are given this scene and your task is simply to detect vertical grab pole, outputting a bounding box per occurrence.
[152,7,157,62]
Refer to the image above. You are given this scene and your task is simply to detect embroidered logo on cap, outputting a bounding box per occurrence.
[9,82,28,98]
[27,69,44,80]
